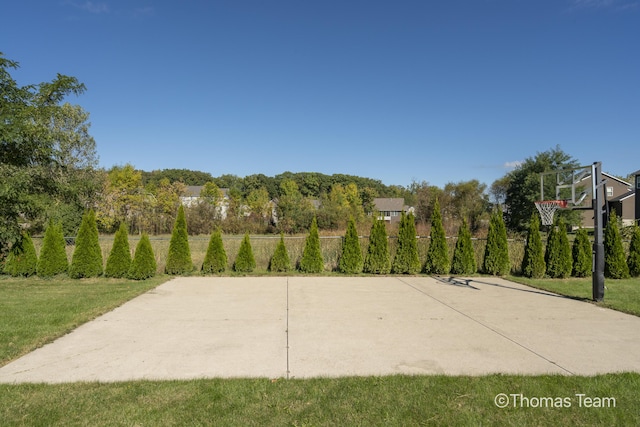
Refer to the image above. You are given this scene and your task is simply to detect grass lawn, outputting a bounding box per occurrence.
[0,276,168,366]
[509,276,640,317]
[1,374,639,426]
[1,275,639,426]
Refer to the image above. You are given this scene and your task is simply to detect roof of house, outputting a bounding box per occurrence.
[183,186,203,197]
[609,190,635,203]
[373,198,406,212]
[579,172,632,188]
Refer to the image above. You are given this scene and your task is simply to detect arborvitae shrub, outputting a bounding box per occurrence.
[128,233,157,280]
[299,216,324,273]
[202,229,227,274]
[363,219,390,274]
[6,233,38,277]
[604,210,630,279]
[572,227,592,278]
[165,205,193,275]
[233,233,256,273]
[69,210,103,279]
[521,214,546,278]
[545,217,572,279]
[450,219,476,275]
[338,218,363,274]
[392,212,421,274]
[269,233,291,273]
[423,199,449,275]
[628,225,640,277]
[105,223,132,278]
[482,210,510,276]
[37,220,69,277]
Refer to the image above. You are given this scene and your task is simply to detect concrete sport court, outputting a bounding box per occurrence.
[1,276,640,383]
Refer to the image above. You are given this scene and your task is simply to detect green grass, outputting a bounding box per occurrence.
[509,276,640,317]
[1,374,638,426]
[0,276,168,366]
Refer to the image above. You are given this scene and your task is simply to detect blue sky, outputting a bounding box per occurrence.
[2,0,638,188]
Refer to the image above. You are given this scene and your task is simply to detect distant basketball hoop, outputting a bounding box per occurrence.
[534,200,568,226]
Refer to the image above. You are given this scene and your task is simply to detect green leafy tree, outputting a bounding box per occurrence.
[627,225,640,277]
[450,219,476,275]
[105,222,132,278]
[482,210,510,276]
[201,229,227,274]
[392,212,421,274]
[165,205,193,274]
[423,199,449,274]
[545,217,572,279]
[5,233,38,277]
[299,216,324,273]
[233,233,256,273]
[363,219,391,274]
[339,218,363,274]
[37,220,69,277]
[128,233,157,280]
[521,214,546,278]
[572,227,592,278]
[604,210,630,279]
[69,210,103,278]
[1,53,95,258]
[501,146,579,232]
[269,233,292,273]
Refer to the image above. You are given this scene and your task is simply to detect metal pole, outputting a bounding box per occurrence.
[592,162,605,302]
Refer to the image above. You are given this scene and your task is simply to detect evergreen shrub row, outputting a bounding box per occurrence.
[6,207,639,280]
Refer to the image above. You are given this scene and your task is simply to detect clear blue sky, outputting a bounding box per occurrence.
[2,0,638,188]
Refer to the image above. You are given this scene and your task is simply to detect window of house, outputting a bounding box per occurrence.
[607,187,613,197]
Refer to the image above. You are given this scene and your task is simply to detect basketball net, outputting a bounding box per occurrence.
[534,200,568,226]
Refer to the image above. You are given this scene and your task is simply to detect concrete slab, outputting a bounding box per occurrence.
[1,276,639,383]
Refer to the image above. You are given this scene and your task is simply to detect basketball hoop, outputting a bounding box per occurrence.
[534,200,568,226]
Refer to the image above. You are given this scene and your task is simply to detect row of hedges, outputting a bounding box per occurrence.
[5,207,639,279]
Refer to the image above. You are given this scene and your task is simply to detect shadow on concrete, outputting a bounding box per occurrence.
[433,276,592,303]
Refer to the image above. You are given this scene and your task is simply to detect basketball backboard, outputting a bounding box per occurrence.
[539,164,595,210]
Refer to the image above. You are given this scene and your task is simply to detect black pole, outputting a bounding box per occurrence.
[592,162,605,302]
